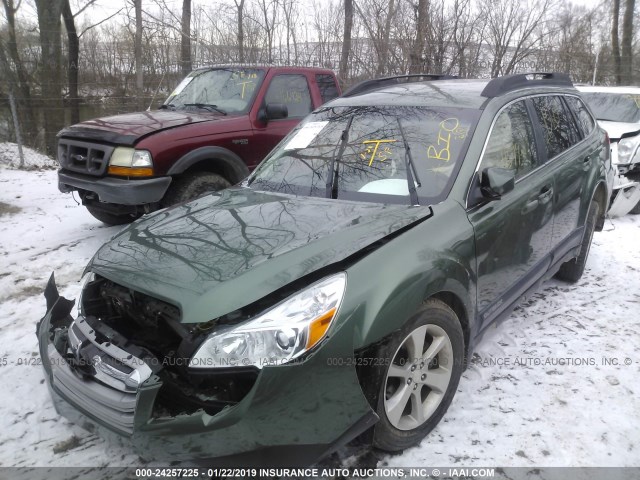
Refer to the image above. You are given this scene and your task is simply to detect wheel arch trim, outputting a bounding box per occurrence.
[167,146,250,183]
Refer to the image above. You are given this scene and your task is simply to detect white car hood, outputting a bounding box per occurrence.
[598,120,640,141]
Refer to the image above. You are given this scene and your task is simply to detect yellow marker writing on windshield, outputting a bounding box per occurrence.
[361,139,397,166]
[237,80,254,99]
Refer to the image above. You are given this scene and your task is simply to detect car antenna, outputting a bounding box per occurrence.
[147,71,167,111]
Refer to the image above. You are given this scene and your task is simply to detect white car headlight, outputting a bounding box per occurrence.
[109,148,153,174]
[190,273,347,369]
[617,136,639,164]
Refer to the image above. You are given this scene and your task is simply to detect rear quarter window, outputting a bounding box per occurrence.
[564,96,596,138]
[532,96,580,159]
[316,74,340,104]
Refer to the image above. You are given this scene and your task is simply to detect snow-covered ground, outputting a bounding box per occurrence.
[0,145,639,470]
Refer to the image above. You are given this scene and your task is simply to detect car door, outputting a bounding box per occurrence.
[467,99,555,330]
[530,95,591,255]
[250,73,314,167]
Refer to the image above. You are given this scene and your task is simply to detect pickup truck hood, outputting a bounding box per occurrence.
[88,188,432,323]
[59,110,222,145]
[598,120,640,141]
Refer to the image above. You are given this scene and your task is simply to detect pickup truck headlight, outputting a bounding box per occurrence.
[617,136,640,165]
[108,147,154,176]
[190,273,347,369]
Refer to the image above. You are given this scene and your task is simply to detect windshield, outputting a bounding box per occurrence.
[164,68,265,114]
[247,105,479,205]
[580,92,640,123]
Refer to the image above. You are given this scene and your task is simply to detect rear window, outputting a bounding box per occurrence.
[532,96,580,159]
[316,74,340,103]
[565,96,596,138]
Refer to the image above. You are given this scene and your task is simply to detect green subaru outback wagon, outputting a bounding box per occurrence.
[38,73,611,466]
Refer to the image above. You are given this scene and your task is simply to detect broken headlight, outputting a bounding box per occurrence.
[617,136,640,165]
[189,273,346,369]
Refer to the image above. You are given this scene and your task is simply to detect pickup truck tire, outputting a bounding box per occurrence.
[555,200,599,283]
[86,206,141,226]
[163,172,232,207]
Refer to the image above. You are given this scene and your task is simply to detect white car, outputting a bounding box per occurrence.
[576,85,640,216]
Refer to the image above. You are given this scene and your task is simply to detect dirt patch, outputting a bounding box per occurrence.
[0,202,22,217]
[52,435,81,454]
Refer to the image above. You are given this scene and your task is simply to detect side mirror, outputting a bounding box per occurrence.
[261,103,288,122]
[480,167,515,200]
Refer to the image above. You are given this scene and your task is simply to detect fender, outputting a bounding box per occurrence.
[167,146,250,182]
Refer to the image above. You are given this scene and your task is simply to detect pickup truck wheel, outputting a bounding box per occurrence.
[555,200,599,283]
[85,206,141,226]
[372,299,464,452]
[163,172,231,207]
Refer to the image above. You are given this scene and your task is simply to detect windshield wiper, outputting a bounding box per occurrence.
[159,103,175,110]
[396,117,421,206]
[326,116,354,199]
[183,103,227,115]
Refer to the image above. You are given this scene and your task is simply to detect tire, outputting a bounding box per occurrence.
[162,172,232,207]
[371,299,465,452]
[630,199,640,215]
[85,206,141,226]
[555,200,600,283]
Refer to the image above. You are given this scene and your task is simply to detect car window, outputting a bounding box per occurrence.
[532,96,579,159]
[316,74,340,104]
[479,100,538,180]
[565,96,596,138]
[264,74,312,118]
[248,105,480,204]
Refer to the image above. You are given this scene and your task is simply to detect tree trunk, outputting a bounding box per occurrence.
[339,0,353,84]
[376,0,396,76]
[134,0,144,107]
[181,0,192,76]
[409,0,428,74]
[62,0,80,125]
[235,0,245,62]
[621,0,635,85]
[2,0,37,146]
[612,0,622,85]
[34,0,65,156]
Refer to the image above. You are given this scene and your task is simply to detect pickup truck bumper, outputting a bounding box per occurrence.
[58,170,172,205]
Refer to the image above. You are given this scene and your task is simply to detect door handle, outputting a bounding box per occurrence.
[580,156,591,171]
[522,198,539,214]
[538,185,553,204]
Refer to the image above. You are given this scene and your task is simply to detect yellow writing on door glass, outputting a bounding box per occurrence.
[427,118,467,162]
[360,140,397,166]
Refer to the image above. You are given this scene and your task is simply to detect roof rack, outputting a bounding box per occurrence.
[342,74,458,97]
[481,72,573,98]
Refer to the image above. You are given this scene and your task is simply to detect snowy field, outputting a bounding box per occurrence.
[0,144,639,472]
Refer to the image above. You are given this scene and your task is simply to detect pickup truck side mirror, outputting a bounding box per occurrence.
[480,167,515,200]
[259,103,288,122]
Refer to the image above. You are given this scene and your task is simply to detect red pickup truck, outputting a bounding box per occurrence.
[56,65,341,225]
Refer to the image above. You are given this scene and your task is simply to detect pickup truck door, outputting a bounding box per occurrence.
[249,73,314,168]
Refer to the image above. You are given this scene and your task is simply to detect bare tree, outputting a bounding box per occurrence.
[134,0,143,105]
[339,0,353,82]
[611,0,622,84]
[181,0,192,75]
[235,0,246,62]
[34,0,65,155]
[621,0,635,84]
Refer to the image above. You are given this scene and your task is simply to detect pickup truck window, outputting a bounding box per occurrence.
[164,67,265,114]
[265,74,312,118]
[316,74,340,104]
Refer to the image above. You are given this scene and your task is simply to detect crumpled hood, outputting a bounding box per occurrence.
[88,188,432,323]
[599,120,640,141]
[60,110,220,144]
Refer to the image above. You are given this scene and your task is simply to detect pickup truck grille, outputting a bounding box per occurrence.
[57,138,114,176]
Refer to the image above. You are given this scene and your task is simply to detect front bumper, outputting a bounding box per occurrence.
[36,275,377,466]
[58,170,172,205]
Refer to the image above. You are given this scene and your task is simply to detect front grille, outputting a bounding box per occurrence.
[57,138,114,176]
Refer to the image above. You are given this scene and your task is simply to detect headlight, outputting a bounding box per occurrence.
[190,273,347,369]
[617,136,639,165]
[108,147,153,176]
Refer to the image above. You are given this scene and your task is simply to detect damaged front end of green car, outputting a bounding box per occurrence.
[36,271,379,466]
